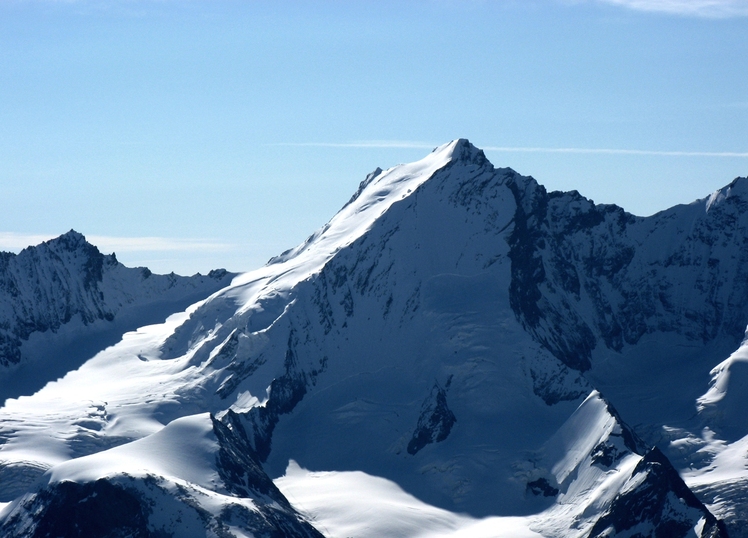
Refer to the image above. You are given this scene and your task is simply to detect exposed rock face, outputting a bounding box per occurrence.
[407,378,457,455]
[1,479,151,538]
[507,176,748,374]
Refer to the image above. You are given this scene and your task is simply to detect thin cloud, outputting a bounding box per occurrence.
[0,233,58,251]
[14,0,748,18]
[0,233,236,254]
[88,236,236,253]
[482,146,748,157]
[273,141,748,158]
[588,0,748,17]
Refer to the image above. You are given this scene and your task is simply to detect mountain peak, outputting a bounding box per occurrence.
[706,176,748,212]
[727,175,748,194]
[438,138,489,167]
[43,230,91,252]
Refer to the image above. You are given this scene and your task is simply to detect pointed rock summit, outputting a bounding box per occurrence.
[447,137,490,165]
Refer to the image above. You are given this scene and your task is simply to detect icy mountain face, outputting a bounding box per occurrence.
[0,141,744,537]
[184,141,598,516]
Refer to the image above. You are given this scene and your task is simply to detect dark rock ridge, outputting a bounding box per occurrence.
[0,463,323,538]
[526,477,559,498]
[0,479,151,538]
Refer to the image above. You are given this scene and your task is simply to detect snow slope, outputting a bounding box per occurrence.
[0,140,744,536]
[1,413,321,537]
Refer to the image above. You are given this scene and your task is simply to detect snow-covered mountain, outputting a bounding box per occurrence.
[0,140,745,537]
[0,230,234,402]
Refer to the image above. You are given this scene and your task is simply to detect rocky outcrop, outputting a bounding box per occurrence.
[407,378,457,455]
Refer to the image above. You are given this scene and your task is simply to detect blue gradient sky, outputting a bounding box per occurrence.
[1,0,746,274]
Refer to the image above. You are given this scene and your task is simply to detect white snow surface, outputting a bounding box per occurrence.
[696,329,748,433]
[276,460,541,538]
[46,412,221,489]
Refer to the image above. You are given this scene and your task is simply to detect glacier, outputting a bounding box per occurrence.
[0,140,746,536]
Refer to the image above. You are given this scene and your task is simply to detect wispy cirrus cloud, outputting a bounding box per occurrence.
[11,0,748,18]
[584,0,748,18]
[481,146,748,157]
[0,232,236,254]
[273,141,748,158]
[87,236,236,253]
[0,233,57,251]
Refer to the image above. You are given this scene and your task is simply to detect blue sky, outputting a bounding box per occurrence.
[1,0,746,275]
